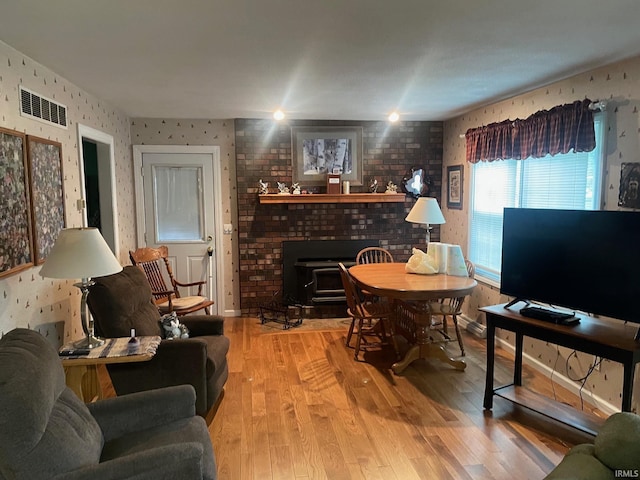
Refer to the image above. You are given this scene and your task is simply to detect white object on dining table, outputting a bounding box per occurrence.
[405,242,468,276]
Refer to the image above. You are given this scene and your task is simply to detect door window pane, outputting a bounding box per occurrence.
[153,166,204,242]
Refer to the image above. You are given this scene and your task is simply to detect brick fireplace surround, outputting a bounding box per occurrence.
[235,119,443,315]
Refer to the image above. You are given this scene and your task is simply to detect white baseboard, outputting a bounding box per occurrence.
[458,315,486,338]
[466,320,487,338]
[223,309,242,317]
[458,314,619,416]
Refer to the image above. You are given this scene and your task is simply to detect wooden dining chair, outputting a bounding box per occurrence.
[338,263,398,361]
[356,246,394,265]
[356,247,394,304]
[129,246,214,316]
[429,259,475,356]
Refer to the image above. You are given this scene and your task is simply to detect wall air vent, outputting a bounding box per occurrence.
[19,86,68,129]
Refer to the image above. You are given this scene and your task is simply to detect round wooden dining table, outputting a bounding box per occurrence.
[349,262,477,374]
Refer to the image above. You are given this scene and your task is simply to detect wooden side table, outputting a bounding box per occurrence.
[60,336,161,402]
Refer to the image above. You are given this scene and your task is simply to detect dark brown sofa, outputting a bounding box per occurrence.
[87,266,229,418]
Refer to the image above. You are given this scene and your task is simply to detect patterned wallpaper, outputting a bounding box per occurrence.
[0,40,135,347]
[442,54,640,412]
[129,119,240,315]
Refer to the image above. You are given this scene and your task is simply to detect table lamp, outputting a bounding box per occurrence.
[405,197,446,244]
[40,228,123,348]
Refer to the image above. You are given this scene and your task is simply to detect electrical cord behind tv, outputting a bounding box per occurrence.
[565,350,602,411]
[550,346,602,411]
[550,345,561,404]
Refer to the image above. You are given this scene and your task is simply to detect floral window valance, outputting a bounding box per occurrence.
[465,99,596,164]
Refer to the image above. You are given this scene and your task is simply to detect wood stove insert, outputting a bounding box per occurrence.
[283,239,379,306]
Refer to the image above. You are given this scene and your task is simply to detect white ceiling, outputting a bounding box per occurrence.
[1,0,640,121]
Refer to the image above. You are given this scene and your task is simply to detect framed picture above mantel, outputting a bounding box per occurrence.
[291,126,363,186]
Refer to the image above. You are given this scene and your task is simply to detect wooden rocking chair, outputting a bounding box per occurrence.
[129,246,214,316]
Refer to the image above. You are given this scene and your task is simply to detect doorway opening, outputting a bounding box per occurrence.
[82,140,100,229]
[77,124,118,257]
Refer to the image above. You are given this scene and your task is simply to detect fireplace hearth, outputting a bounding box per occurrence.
[283,239,379,306]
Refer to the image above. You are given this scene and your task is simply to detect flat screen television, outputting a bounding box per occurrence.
[500,208,640,325]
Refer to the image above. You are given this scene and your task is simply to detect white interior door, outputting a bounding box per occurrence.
[133,146,223,315]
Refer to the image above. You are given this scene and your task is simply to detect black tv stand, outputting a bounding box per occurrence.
[482,304,640,433]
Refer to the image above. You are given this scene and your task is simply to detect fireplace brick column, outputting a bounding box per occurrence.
[235,119,443,314]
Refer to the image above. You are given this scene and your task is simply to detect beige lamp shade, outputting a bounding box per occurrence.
[40,228,122,280]
[405,197,446,225]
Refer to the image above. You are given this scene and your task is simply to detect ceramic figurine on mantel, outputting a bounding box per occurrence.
[369,178,379,193]
[277,182,290,194]
[291,182,301,195]
[258,179,269,195]
[385,180,398,193]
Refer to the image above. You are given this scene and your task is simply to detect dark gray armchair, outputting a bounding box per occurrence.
[87,266,229,418]
[0,328,217,480]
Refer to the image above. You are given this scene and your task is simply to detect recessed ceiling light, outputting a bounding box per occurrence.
[388,112,400,123]
[273,110,285,121]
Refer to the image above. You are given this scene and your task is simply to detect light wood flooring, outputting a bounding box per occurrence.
[208,317,602,480]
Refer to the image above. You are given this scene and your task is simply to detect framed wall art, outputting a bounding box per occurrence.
[0,127,33,278]
[447,164,463,210]
[291,126,363,186]
[27,135,65,264]
[618,162,640,209]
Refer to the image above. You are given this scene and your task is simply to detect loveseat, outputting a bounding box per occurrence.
[544,412,640,479]
[0,328,217,479]
[87,265,229,417]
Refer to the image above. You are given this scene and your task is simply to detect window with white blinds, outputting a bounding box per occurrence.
[468,113,605,284]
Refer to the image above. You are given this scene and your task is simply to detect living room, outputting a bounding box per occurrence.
[2,2,640,478]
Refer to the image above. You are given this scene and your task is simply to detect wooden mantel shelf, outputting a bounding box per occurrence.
[259,193,407,204]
